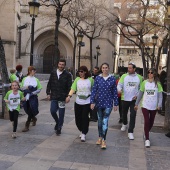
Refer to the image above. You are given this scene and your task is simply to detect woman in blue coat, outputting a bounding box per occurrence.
[90,63,118,149]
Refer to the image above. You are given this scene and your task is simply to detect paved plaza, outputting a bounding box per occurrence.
[0,81,170,170]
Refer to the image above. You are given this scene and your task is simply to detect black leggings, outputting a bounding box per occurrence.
[9,110,19,132]
[74,103,90,135]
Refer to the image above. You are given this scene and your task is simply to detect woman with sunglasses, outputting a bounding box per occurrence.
[21,66,42,132]
[134,68,163,148]
[90,63,118,149]
[68,66,94,142]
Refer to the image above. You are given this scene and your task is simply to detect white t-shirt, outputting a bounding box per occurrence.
[57,69,63,79]
[141,80,163,110]
[71,77,93,105]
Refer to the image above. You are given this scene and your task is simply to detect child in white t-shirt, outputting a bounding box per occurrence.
[4,81,25,138]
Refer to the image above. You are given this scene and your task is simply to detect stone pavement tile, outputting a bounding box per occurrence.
[0,160,14,170]
[0,153,21,162]
[37,134,76,150]
[52,160,73,169]
[49,167,73,170]
[70,162,91,170]
[109,166,128,170]
[89,165,110,170]
[58,142,129,167]
[0,134,43,156]
[145,149,170,170]
[25,146,65,161]
[149,132,170,147]
[7,157,54,170]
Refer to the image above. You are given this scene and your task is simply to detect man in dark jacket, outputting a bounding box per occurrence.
[46,59,72,135]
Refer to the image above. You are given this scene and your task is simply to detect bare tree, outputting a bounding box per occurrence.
[61,0,82,78]
[106,0,167,77]
[76,0,108,70]
[40,0,72,65]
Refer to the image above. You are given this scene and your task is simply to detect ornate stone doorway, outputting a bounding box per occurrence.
[43,45,55,73]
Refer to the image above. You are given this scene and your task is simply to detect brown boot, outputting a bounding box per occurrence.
[32,117,37,126]
[22,121,30,132]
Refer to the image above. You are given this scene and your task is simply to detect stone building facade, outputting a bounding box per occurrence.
[0,0,117,75]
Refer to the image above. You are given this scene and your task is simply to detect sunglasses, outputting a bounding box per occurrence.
[148,71,153,74]
[79,70,84,73]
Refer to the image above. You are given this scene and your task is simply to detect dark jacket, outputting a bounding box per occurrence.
[23,86,39,116]
[46,70,72,101]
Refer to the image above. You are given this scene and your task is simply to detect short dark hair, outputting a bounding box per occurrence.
[128,62,136,69]
[78,66,90,79]
[94,66,99,70]
[58,59,66,65]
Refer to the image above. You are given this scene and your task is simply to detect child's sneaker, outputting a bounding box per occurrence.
[11,132,17,138]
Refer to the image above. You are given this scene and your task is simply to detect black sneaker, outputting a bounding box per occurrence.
[118,118,123,124]
[56,129,61,135]
[54,123,58,131]
[165,132,170,138]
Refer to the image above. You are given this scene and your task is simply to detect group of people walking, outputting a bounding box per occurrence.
[4,59,163,149]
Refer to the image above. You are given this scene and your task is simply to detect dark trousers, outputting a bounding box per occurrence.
[9,110,19,132]
[25,101,36,122]
[122,100,136,133]
[50,100,65,130]
[142,108,156,140]
[90,107,98,120]
[118,97,122,119]
[74,103,90,135]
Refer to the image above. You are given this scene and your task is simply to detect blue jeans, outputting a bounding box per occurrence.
[97,108,112,140]
[50,100,65,130]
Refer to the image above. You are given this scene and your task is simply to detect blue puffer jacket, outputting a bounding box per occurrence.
[23,86,39,116]
[90,74,118,109]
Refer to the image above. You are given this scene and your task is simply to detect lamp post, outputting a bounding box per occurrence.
[152,33,158,68]
[96,45,100,66]
[28,1,40,66]
[77,31,84,69]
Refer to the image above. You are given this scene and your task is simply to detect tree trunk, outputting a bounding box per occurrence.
[141,48,147,78]
[54,7,62,66]
[73,29,77,79]
[155,47,162,72]
[164,38,170,129]
[0,37,10,118]
[89,38,93,70]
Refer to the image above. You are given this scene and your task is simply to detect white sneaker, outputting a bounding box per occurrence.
[121,124,127,131]
[11,132,17,138]
[128,133,134,140]
[145,140,150,148]
[81,134,86,142]
[79,134,82,138]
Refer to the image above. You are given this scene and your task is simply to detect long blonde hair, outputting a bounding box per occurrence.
[147,68,159,87]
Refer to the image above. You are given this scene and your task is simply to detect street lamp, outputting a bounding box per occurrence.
[96,45,101,66]
[28,1,40,66]
[77,31,84,68]
[152,34,158,68]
